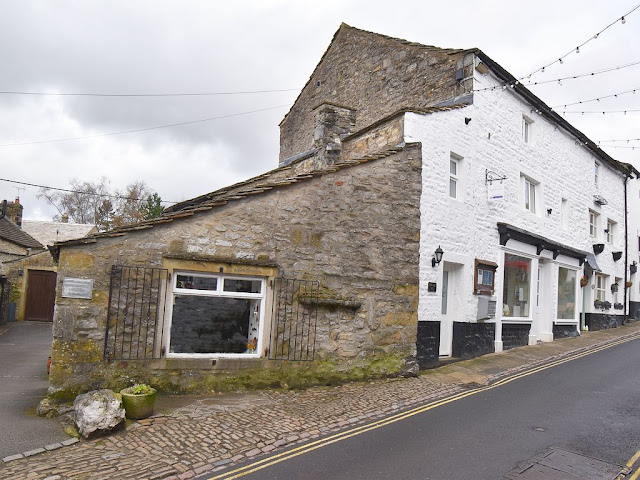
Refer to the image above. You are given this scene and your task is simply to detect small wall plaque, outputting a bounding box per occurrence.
[427,282,437,293]
[62,278,94,299]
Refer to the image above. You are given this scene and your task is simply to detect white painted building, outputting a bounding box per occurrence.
[405,53,637,357]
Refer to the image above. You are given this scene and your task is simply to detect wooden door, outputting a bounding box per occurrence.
[24,270,57,322]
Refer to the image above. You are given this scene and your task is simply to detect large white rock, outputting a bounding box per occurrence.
[74,389,125,438]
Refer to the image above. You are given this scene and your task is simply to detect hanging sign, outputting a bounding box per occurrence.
[487,180,505,201]
[486,169,507,201]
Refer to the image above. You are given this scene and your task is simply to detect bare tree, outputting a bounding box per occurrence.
[38,177,111,226]
[37,178,164,231]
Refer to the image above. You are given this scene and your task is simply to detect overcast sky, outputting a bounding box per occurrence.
[1,0,639,220]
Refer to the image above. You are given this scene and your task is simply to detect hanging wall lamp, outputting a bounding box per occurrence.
[432,246,444,267]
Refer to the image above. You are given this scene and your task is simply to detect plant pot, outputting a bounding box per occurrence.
[580,278,589,287]
[120,387,157,420]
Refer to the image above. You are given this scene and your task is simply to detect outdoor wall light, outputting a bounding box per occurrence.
[547,208,552,216]
[432,246,444,267]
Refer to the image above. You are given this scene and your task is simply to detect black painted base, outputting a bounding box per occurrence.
[502,323,531,350]
[417,321,440,369]
[452,322,495,359]
[585,313,625,331]
[553,324,579,339]
[630,301,640,321]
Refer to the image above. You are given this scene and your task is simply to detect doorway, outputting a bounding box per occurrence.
[24,270,57,322]
[440,262,462,356]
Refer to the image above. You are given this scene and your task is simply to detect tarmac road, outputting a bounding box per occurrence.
[0,322,69,459]
[215,336,640,480]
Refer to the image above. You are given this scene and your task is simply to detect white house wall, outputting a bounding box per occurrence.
[407,59,627,354]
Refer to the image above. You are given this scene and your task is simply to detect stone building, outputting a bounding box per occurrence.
[48,24,638,397]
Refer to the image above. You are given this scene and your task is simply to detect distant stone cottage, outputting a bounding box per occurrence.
[49,24,639,397]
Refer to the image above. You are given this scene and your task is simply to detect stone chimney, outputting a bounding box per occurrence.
[313,102,356,169]
[6,198,23,228]
[61,213,69,223]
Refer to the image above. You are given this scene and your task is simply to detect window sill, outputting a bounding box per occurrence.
[554,320,578,325]
[500,318,532,323]
[167,353,262,360]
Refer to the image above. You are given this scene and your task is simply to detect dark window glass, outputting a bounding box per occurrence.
[176,274,217,291]
[170,295,255,354]
[223,278,261,293]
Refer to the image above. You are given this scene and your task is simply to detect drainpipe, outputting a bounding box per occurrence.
[623,173,630,325]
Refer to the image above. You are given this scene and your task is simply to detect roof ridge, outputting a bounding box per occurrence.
[53,143,422,247]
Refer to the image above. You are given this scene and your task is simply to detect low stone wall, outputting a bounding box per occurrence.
[452,322,495,359]
[502,324,530,350]
[585,313,625,331]
[416,321,440,369]
[553,324,579,339]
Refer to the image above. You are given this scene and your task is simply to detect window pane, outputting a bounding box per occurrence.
[530,183,536,213]
[524,181,530,210]
[450,159,457,175]
[502,254,531,317]
[483,270,493,286]
[170,295,258,354]
[176,274,217,291]
[449,178,457,198]
[557,268,576,319]
[223,278,262,293]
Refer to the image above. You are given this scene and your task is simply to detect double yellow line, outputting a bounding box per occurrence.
[210,333,640,480]
[620,450,640,479]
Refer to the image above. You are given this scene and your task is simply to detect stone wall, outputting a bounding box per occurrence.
[553,324,579,339]
[279,24,472,162]
[584,313,625,331]
[50,145,423,396]
[451,322,495,359]
[502,324,531,350]
[416,321,439,369]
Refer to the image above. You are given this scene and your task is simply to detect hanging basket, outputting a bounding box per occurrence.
[580,276,589,287]
[626,281,633,288]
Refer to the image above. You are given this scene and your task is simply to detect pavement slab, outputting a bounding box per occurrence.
[1,322,639,480]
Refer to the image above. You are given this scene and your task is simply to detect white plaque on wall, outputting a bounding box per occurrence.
[487,181,505,201]
[62,278,94,299]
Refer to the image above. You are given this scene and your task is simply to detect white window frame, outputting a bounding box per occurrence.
[589,210,600,239]
[521,175,538,214]
[595,273,606,302]
[449,152,463,200]
[606,219,615,244]
[556,266,578,321]
[166,271,266,359]
[522,115,534,143]
[502,251,534,321]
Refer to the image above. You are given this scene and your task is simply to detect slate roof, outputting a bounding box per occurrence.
[0,217,44,249]
[52,143,423,248]
[22,220,97,247]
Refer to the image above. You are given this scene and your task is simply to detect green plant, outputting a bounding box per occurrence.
[8,283,20,303]
[129,383,154,395]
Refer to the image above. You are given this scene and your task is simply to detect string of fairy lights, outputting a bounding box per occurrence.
[471,3,640,151]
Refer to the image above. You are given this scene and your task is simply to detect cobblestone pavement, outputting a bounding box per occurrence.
[2,323,639,480]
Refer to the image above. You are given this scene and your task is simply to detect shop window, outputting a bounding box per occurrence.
[474,259,497,295]
[169,272,264,356]
[557,267,577,320]
[502,254,531,318]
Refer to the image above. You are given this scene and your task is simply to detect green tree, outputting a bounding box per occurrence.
[141,192,164,220]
